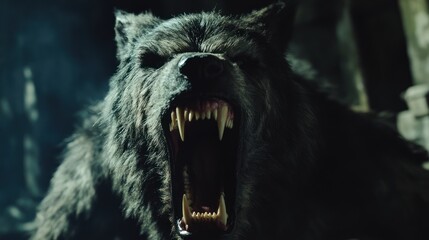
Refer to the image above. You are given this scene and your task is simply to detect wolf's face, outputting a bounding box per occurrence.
[106,3,316,239]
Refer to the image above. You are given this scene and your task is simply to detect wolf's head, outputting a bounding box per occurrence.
[102,2,320,239]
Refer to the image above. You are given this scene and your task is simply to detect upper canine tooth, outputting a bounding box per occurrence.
[217,193,228,226]
[217,105,228,140]
[182,194,192,225]
[176,107,185,141]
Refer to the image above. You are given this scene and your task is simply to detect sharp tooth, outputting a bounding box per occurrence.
[206,109,211,119]
[195,112,200,120]
[189,110,193,122]
[201,111,206,120]
[184,109,188,122]
[217,105,228,140]
[213,108,218,120]
[217,194,228,226]
[170,111,176,131]
[182,194,192,225]
[230,119,234,128]
[176,107,185,141]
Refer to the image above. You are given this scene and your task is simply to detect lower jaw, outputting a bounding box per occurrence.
[172,161,236,237]
[173,177,236,237]
[179,192,229,229]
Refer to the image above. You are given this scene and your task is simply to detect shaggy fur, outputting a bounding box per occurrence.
[32,2,429,240]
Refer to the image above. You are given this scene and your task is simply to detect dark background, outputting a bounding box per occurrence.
[0,0,415,239]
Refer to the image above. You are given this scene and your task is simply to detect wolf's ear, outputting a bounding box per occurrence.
[241,1,297,53]
[114,10,161,60]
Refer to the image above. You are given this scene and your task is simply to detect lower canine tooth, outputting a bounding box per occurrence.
[182,194,192,225]
[217,193,228,226]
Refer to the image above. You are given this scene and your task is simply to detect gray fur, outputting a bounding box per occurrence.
[32,2,429,240]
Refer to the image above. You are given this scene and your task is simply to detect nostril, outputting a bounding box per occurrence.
[179,59,192,77]
[204,61,224,78]
[178,57,189,72]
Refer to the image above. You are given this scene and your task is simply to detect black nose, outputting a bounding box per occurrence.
[179,54,225,80]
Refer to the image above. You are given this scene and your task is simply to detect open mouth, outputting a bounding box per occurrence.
[164,98,238,237]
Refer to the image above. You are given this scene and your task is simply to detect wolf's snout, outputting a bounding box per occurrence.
[179,54,225,81]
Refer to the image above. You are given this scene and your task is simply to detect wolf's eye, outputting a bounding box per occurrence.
[231,55,259,70]
[140,52,168,69]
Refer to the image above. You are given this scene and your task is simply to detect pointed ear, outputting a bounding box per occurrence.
[241,1,297,52]
[114,10,161,60]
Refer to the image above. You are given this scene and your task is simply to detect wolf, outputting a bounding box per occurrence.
[32,2,429,240]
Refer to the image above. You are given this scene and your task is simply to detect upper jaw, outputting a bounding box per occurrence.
[162,95,239,238]
[169,98,235,141]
